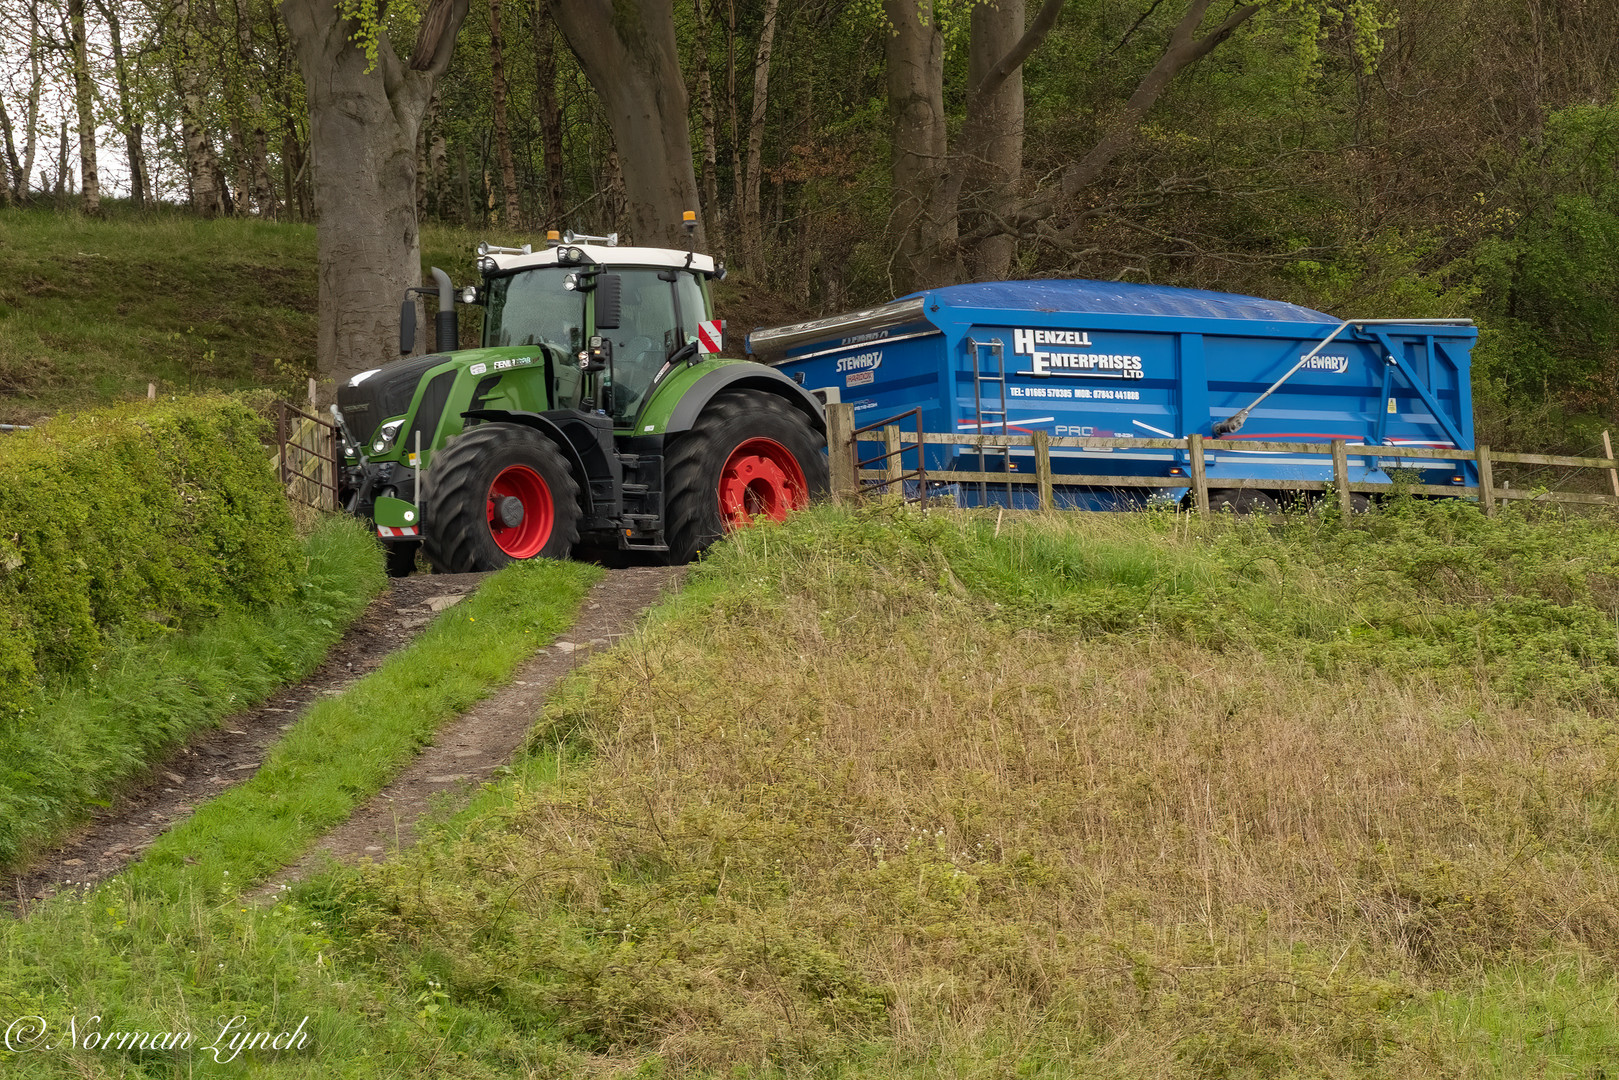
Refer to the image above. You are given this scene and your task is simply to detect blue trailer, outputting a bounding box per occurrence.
[746,280,1479,509]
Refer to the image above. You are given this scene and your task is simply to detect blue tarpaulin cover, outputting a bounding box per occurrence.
[917,280,1337,324]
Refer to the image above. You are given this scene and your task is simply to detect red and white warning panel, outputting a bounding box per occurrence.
[377,525,419,538]
[698,318,725,354]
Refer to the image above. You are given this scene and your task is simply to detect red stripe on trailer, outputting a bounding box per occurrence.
[698,319,724,354]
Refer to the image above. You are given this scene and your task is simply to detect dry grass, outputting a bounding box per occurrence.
[341,503,1619,1077]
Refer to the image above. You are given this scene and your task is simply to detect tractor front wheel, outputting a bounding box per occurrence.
[421,423,581,573]
[664,391,827,563]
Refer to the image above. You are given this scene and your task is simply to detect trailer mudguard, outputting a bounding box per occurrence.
[639,360,826,436]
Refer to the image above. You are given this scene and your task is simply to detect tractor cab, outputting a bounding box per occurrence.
[475,234,716,429]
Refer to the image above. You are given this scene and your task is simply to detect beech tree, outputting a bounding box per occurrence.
[549,0,704,249]
[280,0,470,388]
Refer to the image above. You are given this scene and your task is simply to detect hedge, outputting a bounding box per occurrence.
[0,395,301,714]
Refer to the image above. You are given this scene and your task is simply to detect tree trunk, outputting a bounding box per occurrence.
[961,0,1024,280]
[176,0,228,216]
[604,144,628,236]
[532,0,565,229]
[280,0,470,387]
[740,0,780,270]
[67,0,100,214]
[229,116,254,214]
[693,0,721,249]
[489,0,520,225]
[96,0,148,208]
[550,0,704,248]
[726,0,742,240]
[54,118,69,201]
[0,96,19,202]
[233,0,278,217]
[20,0,43,201]
[884,0,956,292]
[458,139,474,224]
[429,132,448,217]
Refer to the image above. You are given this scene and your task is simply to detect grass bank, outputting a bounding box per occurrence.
[6,503,1619,1078]
[0,207,490,422]
[0,515,385,869]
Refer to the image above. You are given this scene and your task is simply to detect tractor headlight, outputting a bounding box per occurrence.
[477,255,496,274]
[372,419,405,455]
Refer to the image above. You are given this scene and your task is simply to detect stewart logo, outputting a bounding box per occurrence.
[1301,354,1350,374]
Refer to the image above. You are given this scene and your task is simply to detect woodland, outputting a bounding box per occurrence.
[0,0,1617,443]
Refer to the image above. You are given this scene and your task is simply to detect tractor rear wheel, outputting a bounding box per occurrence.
[421,423,581,573]
[664,391,826,563]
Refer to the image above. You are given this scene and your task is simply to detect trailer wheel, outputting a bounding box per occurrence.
[421,423,581,573]
[1208,489,1280,515]
[664,391,827,563]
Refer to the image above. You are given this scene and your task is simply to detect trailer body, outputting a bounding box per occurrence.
[748,280,1479,508]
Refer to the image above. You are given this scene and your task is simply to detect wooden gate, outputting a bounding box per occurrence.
[273,399,342,512]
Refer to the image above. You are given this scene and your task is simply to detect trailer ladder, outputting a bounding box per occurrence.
[966,337,1014,507]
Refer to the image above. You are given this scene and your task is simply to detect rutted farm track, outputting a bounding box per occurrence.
[5,565,683,912]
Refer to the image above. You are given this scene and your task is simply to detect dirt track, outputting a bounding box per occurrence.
[5,565,683,912]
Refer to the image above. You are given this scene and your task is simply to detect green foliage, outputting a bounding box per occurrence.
[0,516,385,870]
[1473,100,1619,409]
[0,394,304,716]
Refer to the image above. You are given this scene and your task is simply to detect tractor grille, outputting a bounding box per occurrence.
[403,370,456,454]
[336,354,447,445]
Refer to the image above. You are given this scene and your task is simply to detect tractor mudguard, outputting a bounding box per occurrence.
[642,361,826,436]
[460,408,623,523]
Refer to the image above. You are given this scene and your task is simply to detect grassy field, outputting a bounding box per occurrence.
[5,502,1618,1077]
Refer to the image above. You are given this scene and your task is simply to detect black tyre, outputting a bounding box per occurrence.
[384,540,420,577]
[420,423,581,573]
[1208,489,1281,515]
[664,391,827,563]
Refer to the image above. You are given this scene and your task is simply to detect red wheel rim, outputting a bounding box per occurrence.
[487,464,554,558]
[717,437,808,530]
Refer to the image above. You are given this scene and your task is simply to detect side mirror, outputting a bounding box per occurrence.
[399,299,416,355]
[595,274,622,330]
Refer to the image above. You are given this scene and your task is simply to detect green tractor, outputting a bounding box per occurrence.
[334,222,827,575]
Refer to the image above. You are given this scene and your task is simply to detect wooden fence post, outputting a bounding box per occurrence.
[147,382,156,401]
[1476,444,1495,517]
[1188,433,1210,516]
[883,425,903,495]
[1331,439,1353,517]
[1032,430,1054,512]
[825,403,856,504]
[1604,431,1619,504]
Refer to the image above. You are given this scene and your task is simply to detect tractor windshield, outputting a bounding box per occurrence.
[483,268,585,356]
